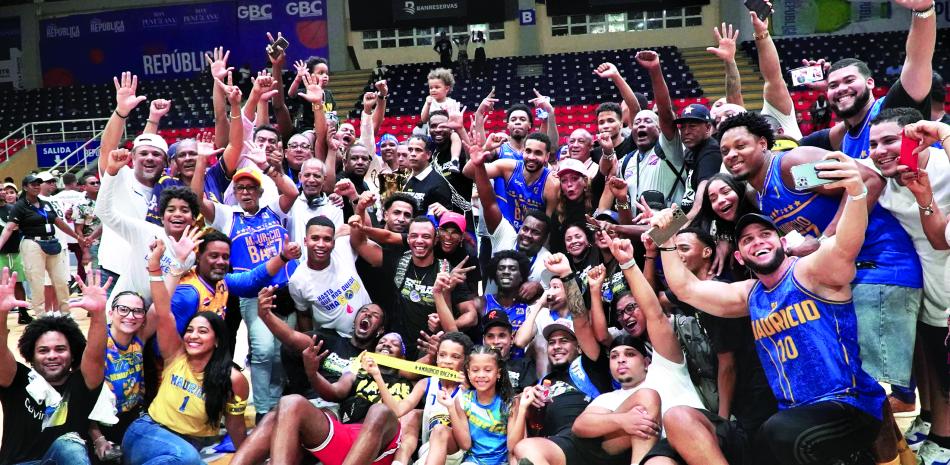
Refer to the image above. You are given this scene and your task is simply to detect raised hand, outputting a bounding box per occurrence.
[301,335,328,374]
[427,313,442,333]
[529,88,554,114]
[0,268,29,314]
[374,80,389,98]
[608,238,635,264]
[300,73,325,105]
[68,270,112,315]
[593,62,620,80]
[816,151,866,197]
[417,330,444,358]
[362,92,378,113]
[197,136,224,161]
[107,148,132,174]
[147,238,166,271]
[904,120,950,152]
[171,225,204,265]
[225,82,243,107]
[113,71,147,115]
[649,205,679,231]
[799,59,830,92]
[634,50,661,71]
[543,253,572,278]
[149,99,173,119]
[597,131,615,152]
[281,234,302,261]
[749,0,772,32]
[265,32,286,67]
[205,46,232,81]
[355,192,377,216]
[483,132,509,152]
[252,70,278,100]
[257,285,277,319]
[707,23,738,62]
[436,389,454,408]
[244,140,267,168]
[433,271,455,294]
[633,196,655,224]
[894,0,938,11]
[449,256,476,284]
[607,176,629,200]
[443,105,466,131]
[477,87,498,114]
[467,143,490,166]
[293,60,308,78]
[587,264,607,289]
[334,179,358,200]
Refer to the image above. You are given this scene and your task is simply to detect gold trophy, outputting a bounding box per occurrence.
[376,169,411,203]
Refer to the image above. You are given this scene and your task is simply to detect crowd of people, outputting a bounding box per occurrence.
[0,1,947,464]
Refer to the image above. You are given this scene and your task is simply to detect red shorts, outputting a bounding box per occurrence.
[306,411,401,465]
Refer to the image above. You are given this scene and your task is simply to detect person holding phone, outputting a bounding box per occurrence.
[869,110,950,463]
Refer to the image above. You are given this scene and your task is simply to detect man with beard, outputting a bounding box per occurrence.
[0,269,110,465]
[336,142,373,218]
[429,110,474,208]
[96,73,170,295]
[355,216,477,359]
[719,112,922,399]
[228,333,409,465]
[288,158,344,262]
[403,136,458,214]
[817,0,936,159]
[463,132,559,231]
[655,154,893,464]
[353,192,418,311]
[868,110,950,463]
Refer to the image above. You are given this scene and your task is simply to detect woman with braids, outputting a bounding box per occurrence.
[439,345,517,465]
[122,240,249,465]
[687,172,760,277]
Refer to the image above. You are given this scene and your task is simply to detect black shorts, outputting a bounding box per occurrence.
[548,429,630,465]
[918,322,950,394]
[640,409,751,465]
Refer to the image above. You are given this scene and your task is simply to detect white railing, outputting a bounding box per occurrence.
[0,118,115,171]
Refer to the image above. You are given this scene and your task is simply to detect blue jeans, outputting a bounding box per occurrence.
[121,415,202,465]
[852,283,921,386]
[13,432,91,465]
[240,296,295,415]
[98,267,120,301]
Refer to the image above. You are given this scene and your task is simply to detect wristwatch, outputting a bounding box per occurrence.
[919,197,935,216]
[914,3,935,19]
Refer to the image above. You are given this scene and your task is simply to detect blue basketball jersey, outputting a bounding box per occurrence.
[758,151,921,287]
[493,143,523,231]
[841,98,885,160]
[485,294,528,359]
[227,207,296,287]
[503,162,549,232]
[748,259,884,419]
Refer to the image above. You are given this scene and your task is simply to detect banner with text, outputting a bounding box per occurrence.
[36,140,101,168]
[392,0,468,23]
[40,1,328,86]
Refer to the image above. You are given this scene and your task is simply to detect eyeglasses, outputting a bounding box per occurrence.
[234,184,258,193]
[113,305,146,318]
[619,303,639,316]
[288,143,312,150]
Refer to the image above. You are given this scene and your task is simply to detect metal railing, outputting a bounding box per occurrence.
[0,118,114,171]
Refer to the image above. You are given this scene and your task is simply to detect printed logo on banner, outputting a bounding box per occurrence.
[404,1,416,15]
[286,1,324,18]
[45,24,81,39]
[142,12,177,28]
[89,19,125,33]
[237,3,273,21]
[182,8,221,26]
[36,141,101,167]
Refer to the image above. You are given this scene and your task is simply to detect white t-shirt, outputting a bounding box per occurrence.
[487,218,553,293]
[287,196,344,263]
[95,172,195,308]
[48,190,86,245]
[289,236,371,337]
[760,100,803,141]
[96,167,153,275]
[430,97,460,114]
[619,132,686,207]
[879,148,950,326]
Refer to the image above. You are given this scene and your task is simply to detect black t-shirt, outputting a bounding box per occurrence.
[539,351,611,436]
[0,364,101,465]
[940,113,950,126]
[282,329,366,397]
[591,136,636,166]
[404,168,456,214]
[296,88,337,134]
[339,371,412,424]
[338,171,370,219]
[382,248,473,359]
[437,243,482,292]
[0,205,23,254]
[800,128,833,150]
[432,142,474,203]
[9,197,59,238]
[507,357,538,394]
[357,242,404,313]
[685,137,722,192]
[874,80,930,132]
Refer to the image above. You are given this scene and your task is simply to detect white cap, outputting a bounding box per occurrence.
[36,171,55,182]
[132,133,169,154]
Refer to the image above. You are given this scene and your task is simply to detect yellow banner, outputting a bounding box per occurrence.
[350,351,463,382]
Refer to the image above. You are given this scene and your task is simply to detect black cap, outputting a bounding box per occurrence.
[734,213,779,245]
[483,309,513,332]
[21,174,41,186]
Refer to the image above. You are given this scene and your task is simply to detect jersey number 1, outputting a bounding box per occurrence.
[179,396,191,412]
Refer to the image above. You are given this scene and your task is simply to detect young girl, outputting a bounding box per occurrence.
[421,68,460,122]
[372,332,473,465]
[440,346,516,465]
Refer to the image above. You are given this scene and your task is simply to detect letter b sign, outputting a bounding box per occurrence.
[519,9,536,25]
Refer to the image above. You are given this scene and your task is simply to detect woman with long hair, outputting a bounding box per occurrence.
[122,240,249,465]
[550,163,593,254]
[688,173,759,276]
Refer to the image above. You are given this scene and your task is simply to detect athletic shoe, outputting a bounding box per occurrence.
[906,417,932,452]
[917,440,950,465]
[17,310,33,325]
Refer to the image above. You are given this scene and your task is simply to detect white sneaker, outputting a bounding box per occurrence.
[917,440,950,465]
[906,417,933,452]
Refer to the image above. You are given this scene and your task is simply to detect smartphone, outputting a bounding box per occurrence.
[647,205,689,246]
[791,162,834,191]
[790,65,824,87]
[744,0,772,21]
[272,35,289,50]
[900,130,920,173]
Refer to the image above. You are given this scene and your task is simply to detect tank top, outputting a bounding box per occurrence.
[503,162,549,232]
[421,377,463,443]
[841,98,885,160]
[747,259,884,419]
[227,206,297,287]
[490,143,523,235]
[485,295,529,359]
[148,354,218,437]
[758,151,922,287]
[105,327,144,415]
[459,390,509,465]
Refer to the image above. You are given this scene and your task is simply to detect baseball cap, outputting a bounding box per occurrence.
[673,104,713,124]
[557,158,587,178]
[439,211,466,232]
[1,182,17,192]
[132,133,169,154]
[594,209,619,225]
[232,167,263,186]
[22,174,41,185]
[483,309,513,332]
[36,171,55,182]
[542,318,576,340]
[734,213,780,245]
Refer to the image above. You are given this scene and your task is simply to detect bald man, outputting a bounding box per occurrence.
[288,158,344,262]
[565,129,599,178]
[611,109,687,208]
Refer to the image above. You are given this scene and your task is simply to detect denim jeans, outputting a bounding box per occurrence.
[852,283,921,386]
[13,432,91,465]
[240,296,295,415]
[97,266,120,302]
[121,415,202,465]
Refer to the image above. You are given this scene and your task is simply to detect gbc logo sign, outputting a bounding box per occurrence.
[286,1,324,17]
[237,4,272,21]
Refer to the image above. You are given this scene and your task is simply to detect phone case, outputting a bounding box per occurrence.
[647,206,689,246]
[272,36,289,49]
[900,131,920,173]
[791,162,833,190]
[744,0,771,20]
